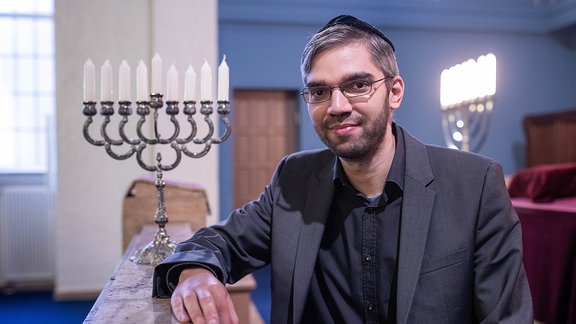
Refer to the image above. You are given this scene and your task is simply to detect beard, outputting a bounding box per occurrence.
[316,102,391,160]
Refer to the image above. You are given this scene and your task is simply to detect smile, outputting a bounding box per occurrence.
[329,123,360,135]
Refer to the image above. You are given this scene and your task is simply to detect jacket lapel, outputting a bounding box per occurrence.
[290,159,335,323]
[395,128,436,324]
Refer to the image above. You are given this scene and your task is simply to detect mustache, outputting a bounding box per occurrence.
[323,113,364,129]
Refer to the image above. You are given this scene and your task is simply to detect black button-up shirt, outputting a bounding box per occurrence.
[303,124,405,323]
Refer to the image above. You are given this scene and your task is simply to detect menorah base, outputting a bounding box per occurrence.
[130,226,176,266]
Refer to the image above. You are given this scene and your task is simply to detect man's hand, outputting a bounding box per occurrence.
[171,268,239,324]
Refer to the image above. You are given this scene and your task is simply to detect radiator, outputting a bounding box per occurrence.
[0,186,55,284]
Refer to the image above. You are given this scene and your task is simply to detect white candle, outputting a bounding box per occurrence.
[200,59,212,102]
[151,53,163,94]
[118,60,131,101]
[184,64,196,102]
[136,60,149,102]
[100,60,113,101]
[166,64,178,101]
[217,55,229,102]
[83,59,96,102]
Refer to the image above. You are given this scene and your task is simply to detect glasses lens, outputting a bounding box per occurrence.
[302,78,382,103]
[304,86,330,103]
[342,80,371,97]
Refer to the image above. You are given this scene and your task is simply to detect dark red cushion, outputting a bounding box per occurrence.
[508,163,576,202]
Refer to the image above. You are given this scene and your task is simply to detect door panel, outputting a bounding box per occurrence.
[233,90,299,209]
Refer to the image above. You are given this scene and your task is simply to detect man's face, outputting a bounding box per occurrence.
[305,42,393,160]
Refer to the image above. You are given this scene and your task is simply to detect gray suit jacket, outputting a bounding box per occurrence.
[153,126,533,323]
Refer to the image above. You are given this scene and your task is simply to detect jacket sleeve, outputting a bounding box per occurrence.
[152,156,287,298]
[473,161,533,323]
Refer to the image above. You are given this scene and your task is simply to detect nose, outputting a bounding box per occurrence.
[327,88,352,116]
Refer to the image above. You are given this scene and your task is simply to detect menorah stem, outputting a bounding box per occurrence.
[154,155,168,227]
[441,98,492,152]
[461,109,470,152]
[130,153,176,266]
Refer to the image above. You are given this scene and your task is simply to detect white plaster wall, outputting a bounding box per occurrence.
[54,0,218,297]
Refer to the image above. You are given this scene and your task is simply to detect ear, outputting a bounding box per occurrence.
[388,76,404,110]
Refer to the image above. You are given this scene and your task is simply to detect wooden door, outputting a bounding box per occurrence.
[233,90,299,208]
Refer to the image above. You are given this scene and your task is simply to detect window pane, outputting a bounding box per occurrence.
[0,58,14,91]
[0,18,14,54]
[18,57,36,92]
[38,95,54,128]
[36,131,48,170]
[17,96,36,129]
[14,0,36,14]
[36,19,54,55]
[0,1,53,15]
[18,130,45,171]
[35,0,54,15]
[0,130,17,169]
[37,57,54,92]
[16,18,35,54]
[0,2,15,14]
[0,91,16,130]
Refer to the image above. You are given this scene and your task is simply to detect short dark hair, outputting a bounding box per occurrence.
[301,15,399,84]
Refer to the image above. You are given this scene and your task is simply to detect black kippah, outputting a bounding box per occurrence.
[319,15,395,52]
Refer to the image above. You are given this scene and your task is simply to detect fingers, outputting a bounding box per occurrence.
[170,268,239,324]
[171,292,192,323]
[194,287,220,324]
[225,293,239,323]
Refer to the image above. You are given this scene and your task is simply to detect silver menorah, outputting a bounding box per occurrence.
[441,98,493,152]
[83,91,230,265]
[440,53,496,152]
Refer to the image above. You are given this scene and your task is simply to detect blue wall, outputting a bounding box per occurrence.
[218,3,576,218]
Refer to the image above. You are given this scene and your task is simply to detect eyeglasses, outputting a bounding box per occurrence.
[300,77,390,104]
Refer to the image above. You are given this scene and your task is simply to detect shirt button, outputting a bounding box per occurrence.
[365,255,372,262]
[368,304,374,311]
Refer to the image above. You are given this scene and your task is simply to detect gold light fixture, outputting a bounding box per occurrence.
[440,53,497,152]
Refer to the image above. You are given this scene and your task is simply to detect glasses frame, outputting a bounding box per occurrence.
[300,77,391,104]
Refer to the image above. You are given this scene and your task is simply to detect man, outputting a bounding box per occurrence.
[153,15,533,323]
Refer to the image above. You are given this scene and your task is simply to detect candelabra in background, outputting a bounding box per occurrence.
[440,53,497,152]
[82,54,230,266]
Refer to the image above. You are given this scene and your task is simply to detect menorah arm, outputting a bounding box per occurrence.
[133,143,181,172]
[175,114,198,145]
[181,141,212,159]
[119,116,141,145]
[212,115,231,144]
[158,143,182,171]
[135,144,157,172]
[83,117,105,146]
[136,116,158,145]
[157,115,180,145]
[101,116,124,146]
[104,143,137,161]
[193,115,215,145]
[212,100,232,144]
